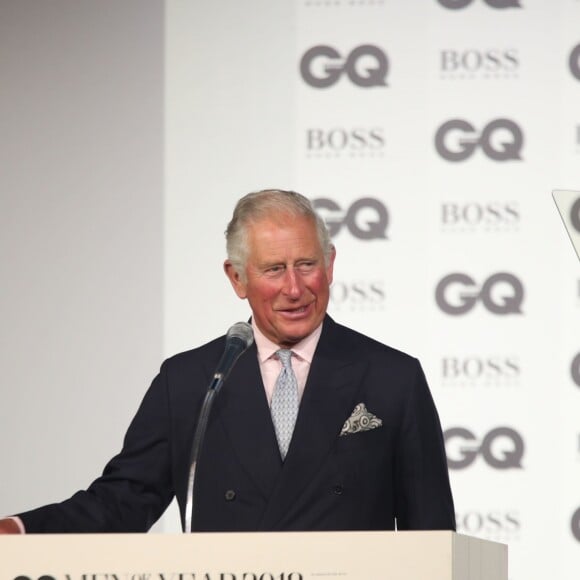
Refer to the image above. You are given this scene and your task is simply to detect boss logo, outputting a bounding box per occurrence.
[442,356,520,382]
[312,197,389,240]
[438,0,521,8]
[440,49,519,74]
[306,128,385,154]
[435,119,523,161]
[441,202,520,228]
[300,45,388,88]
[456,511,521,537]
[330,280,386,310]
[444,427,525,470]
[570,43,580,81]
[572,353,580,388]
[435,272,524,315]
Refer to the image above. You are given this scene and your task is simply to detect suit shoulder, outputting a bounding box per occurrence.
[160,334,226,374]
[330,319,420,368]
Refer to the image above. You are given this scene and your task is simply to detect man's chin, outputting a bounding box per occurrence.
[276,320,317,347]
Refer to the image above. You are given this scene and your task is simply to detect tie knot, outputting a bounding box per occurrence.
[276,349,293,368]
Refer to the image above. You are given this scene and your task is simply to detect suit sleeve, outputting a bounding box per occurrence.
[17,363,175,533]
[394,359,456,531]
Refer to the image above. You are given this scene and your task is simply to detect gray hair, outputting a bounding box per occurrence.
[225,189,333,276]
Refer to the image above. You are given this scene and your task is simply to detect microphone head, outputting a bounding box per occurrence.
[226,321,254,349]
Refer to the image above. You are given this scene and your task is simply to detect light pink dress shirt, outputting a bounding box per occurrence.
[251,318,323,406]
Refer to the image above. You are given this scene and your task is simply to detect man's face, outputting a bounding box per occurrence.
[224,214,335,347]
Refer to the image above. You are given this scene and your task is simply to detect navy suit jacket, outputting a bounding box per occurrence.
[19,316,455,532]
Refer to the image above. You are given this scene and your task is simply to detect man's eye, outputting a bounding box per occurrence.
[297,261,316,272]
[265,265,284,276]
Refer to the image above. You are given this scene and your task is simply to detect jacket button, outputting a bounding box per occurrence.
[332,485,344,496]
[224,489,236,501]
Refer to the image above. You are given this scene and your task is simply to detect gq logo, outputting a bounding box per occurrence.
[444,427,524,470]
[438,0,521,8]
[312,197,389,240]
[572,352,580,388]
[570,43,580,81]
[300,45,388,88]
[572,507,580,541]
[571,196,580,233]
[435,119,523,161]
[435,273,524,315]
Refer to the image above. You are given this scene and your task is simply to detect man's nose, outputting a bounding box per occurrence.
[282,268,304,297]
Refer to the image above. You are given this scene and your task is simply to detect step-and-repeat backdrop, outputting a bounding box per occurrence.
[166,1,580,578]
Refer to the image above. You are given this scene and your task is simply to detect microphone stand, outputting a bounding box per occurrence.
[183,322,253,533]
[184,370,233,533]
[184,388,216,533]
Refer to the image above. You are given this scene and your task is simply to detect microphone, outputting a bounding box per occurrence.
[209,321,254,393]
[184,321,254,533]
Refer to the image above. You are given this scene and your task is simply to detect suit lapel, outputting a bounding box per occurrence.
[215,343,282,497]
[258,317,367,529]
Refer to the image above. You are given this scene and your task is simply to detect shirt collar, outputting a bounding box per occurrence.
[251,318,323,364]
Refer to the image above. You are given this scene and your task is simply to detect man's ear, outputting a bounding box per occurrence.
[326,245,336,286]
[224,260,247,299]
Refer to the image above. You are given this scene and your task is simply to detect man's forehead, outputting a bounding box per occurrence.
[247,211,315,230]
[247,215,316,241]
[246,218,322,262]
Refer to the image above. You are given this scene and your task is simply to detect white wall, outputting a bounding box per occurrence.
[0,0,163,513]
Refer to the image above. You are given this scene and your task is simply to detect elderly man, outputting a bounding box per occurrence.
[0,189,455,533]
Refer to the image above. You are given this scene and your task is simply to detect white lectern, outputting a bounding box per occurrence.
[1,531,506,580]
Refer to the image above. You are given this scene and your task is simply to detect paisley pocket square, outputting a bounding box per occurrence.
[340,403,383,436]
